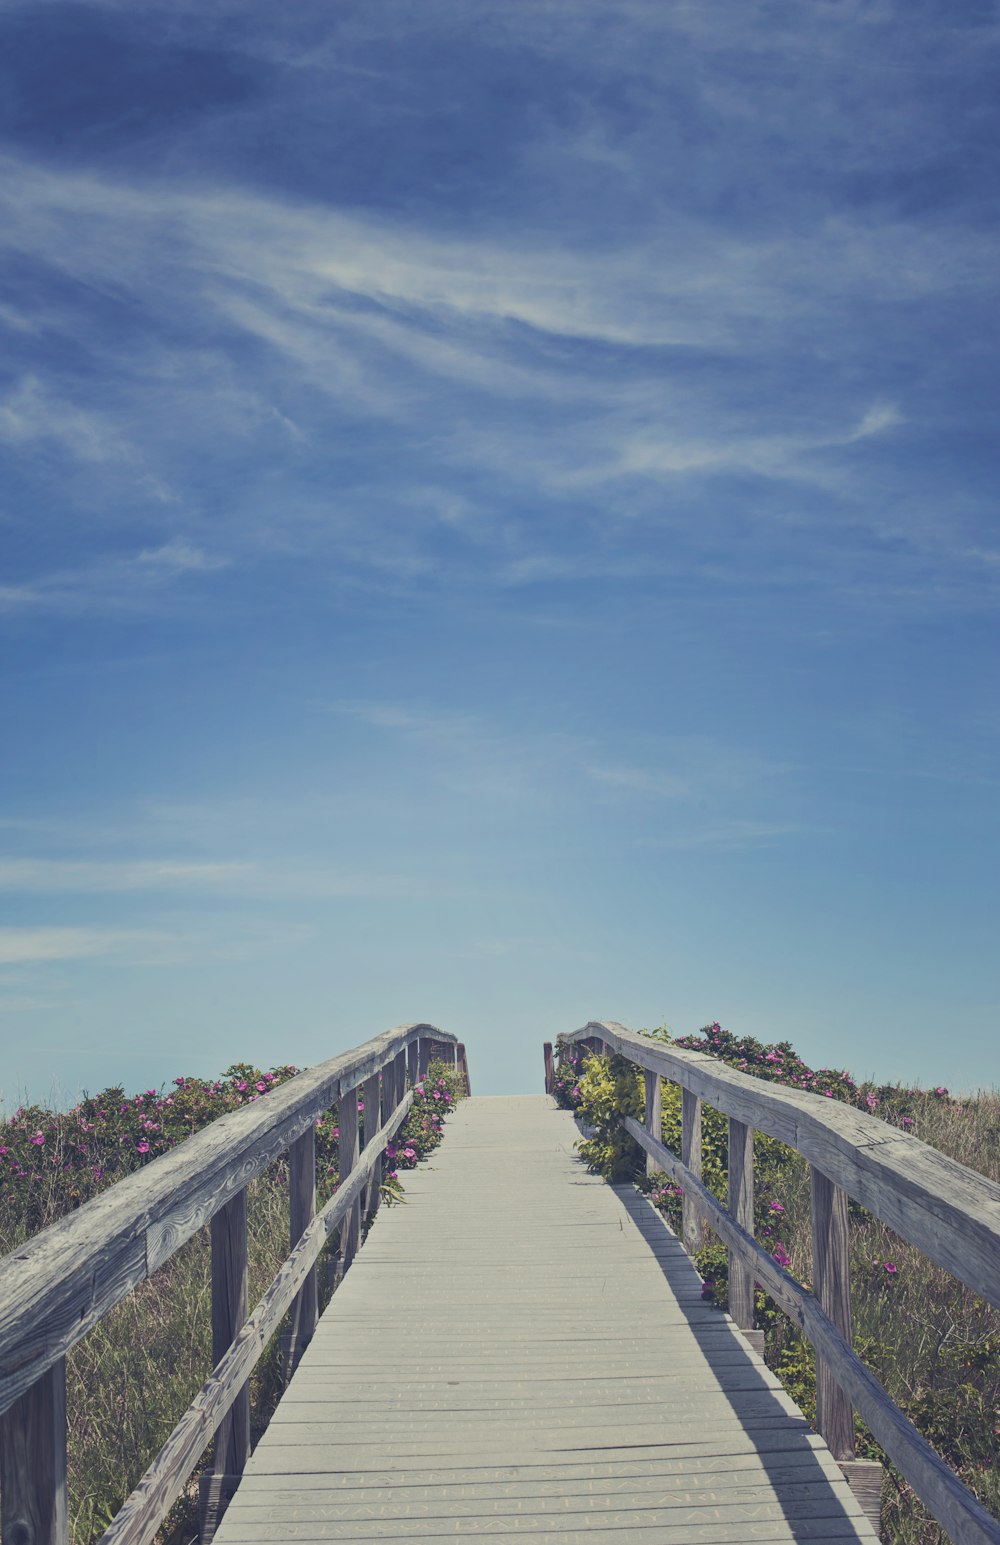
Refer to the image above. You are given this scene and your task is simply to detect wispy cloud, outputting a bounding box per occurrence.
[0,927,162,964]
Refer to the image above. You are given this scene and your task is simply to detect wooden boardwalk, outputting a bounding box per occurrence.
[214,1094,875,1544]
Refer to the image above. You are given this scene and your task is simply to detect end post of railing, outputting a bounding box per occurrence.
[543,1042,554,1095]
[406,1038,419,1089]
[457,1042,470,1094]
[0,1358,68,1545]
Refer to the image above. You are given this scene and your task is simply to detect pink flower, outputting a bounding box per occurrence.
[769,1201,785,1214]
[30,1131,45,1146]
[255,1081,267,1093]
[137,1141,150,1154]
[884,1261,898,1275]
[772,1243,792,1270]
[236,1080,248,1092]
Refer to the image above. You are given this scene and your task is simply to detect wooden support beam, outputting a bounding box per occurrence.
[543,1042,554,1095]
[0,1356,67,1545]
[811,1165,856,1461]
[286,1126,317,1372]
[417,1037,431,1079]
[457,1042,470,1095]
[361,1071,381,1222]
[643,1069,661,1179]
[681,1087,705,1255]
[406,1039,418,1089]
[338,1085,361,1276]
[200,1189,249,1541]
[728,1117,755,1330]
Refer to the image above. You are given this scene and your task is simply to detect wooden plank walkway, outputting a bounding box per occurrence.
[214,1095,877,1545]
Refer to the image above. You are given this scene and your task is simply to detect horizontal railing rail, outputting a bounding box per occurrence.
[550,1020,1000,1545]
[0,1022,469,1545]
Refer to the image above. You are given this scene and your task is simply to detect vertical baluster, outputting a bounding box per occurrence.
[728,1118,755,1332]
[0,1357,68,1545]
[681,1087,705,1254]
[362,1070,381,1222]
[200,1188,249,1540]
[286,1125,317,1374]
[394,1047,406,1105]
[338,1083,361,1275]
[543,1042,555,1095]
[810,1167,855,1459]
[406,1038,419,1089]
[418,1037,431,1079]
[644,1069,662,1178]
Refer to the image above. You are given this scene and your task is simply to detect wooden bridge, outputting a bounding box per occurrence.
[2,1022,1000,1545]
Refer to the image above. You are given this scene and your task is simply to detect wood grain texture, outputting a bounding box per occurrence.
[210,1191,250,1476]
[564,1021,1000,1313]
[644,1069,661,1180]
[624,1115,1000,1545]
[360,1074,381,1224]
[681,1087,706,1254]
[0,1356,67,1545]
[97,1095,415,1545]
[811,1167,855,1461]
[214,1097,873,1545]
[728,1118,755,1332]
[337,1088,360,1277]
[287,1128,318,1376]
[0,1024,456,1416]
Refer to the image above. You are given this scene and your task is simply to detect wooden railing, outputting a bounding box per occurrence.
[0,1023,469,1545]
[547,1020,1000,1545]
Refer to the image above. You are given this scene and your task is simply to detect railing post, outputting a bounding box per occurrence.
[457,1042,470,1094]
[0,1357,68,1545]
[728,1118,755,1332]
[362,1070,381,1222]
[643,1069,661,1178]
[285,1125,317,1376]
[418,1037,431,1078]
[681,1087,705,1254]
[338,1084,361,1276]
[406,1038,419,1089]
[394,1047,406,1105]
[543,1042,555,1094]
[199,1188,249,1541]
[810,1166,855,1459]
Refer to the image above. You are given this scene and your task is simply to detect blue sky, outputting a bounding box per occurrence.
[2,0,999,1106]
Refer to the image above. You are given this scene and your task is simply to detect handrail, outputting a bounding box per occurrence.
[0,1022,467,1545]
[554,1020,1000,1545]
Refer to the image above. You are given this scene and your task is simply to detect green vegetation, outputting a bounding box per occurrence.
[553,1028,1000,1544]
[0,1057,467,1545]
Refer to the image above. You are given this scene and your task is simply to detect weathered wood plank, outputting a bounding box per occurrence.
[728,1117,754,1332]
[337,1087,361,1277]
[0,1355,67,1545]
[681,1087,705,1253]
[209,1189,250,1476]
[644,1069,661,1180]
[0,1025,455,1415]
[287,1127,318,1374]
[811,1166,855,1461]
